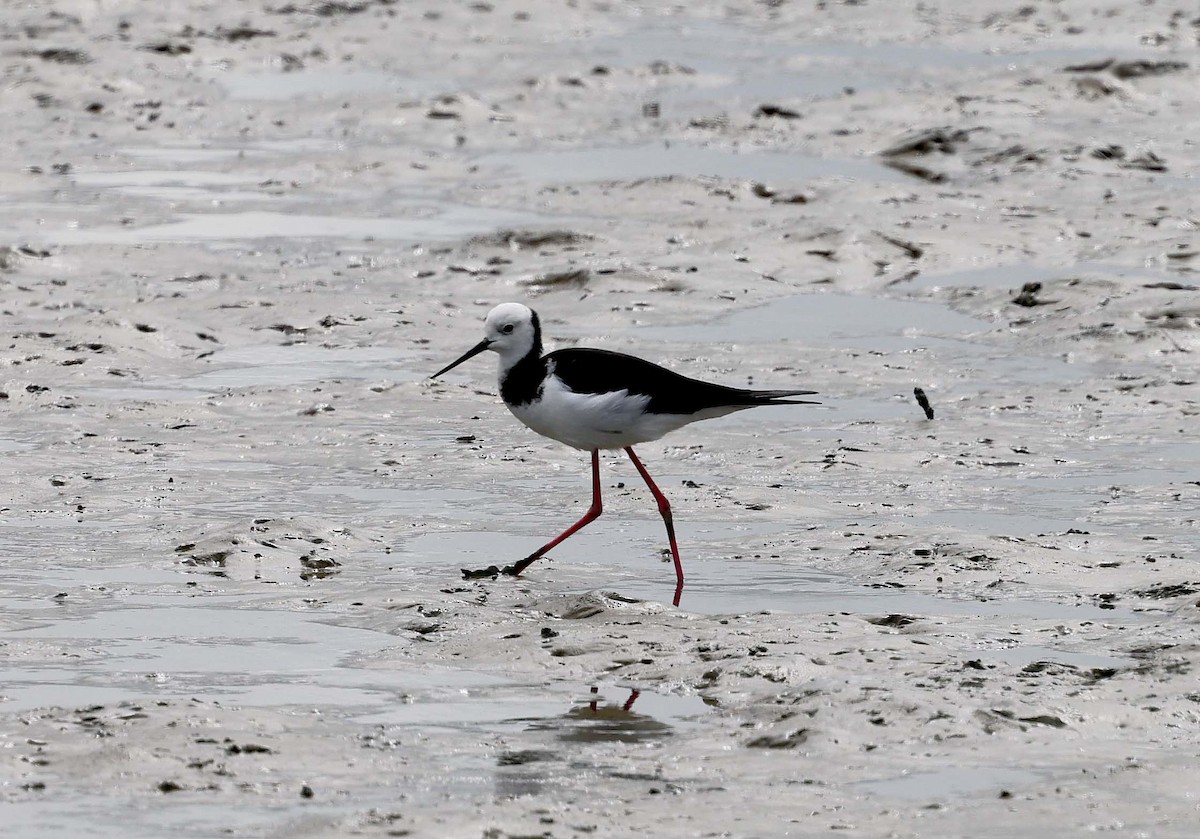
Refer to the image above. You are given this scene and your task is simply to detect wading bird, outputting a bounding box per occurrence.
[431,303,818,605]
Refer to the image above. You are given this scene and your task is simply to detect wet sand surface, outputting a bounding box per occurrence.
[2,1,1198,836]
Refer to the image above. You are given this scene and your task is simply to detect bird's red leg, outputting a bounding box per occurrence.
[585,686,640,714]
[503,449,603,577]
[624,447,684,606]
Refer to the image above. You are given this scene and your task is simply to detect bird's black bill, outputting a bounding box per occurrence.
[430,339,491,379]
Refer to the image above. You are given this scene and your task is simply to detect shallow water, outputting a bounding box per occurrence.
[45,205,567,245]
[855,765,1044,802]
[3,604,394,710]
[478,141,903,184]
[1,588,706,735]
[118,138,345,161]
[402,527,1141,624]
[641,289,1105,419]
[2,796,276,839]
[359,682,710,737]
[186,345,418,390]
[643,289,990,349]
[216,67,431,101]
[75,345,421,401]
[3,8,1192,836]
[210,18,1151,115]
[73,169,262,190]
[973,644,1132,670]
[589,18,1154,106]
[909,261,1197,290]
[1,679,707,838]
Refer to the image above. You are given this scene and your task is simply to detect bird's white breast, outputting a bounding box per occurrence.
[506,374,700,450]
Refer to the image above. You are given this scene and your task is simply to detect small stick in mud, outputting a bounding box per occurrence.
[913,386,934,420]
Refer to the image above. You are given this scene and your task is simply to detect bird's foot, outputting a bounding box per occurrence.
[461,565,501,580]
[461,556,538,581]
[504,556,538,577]
[460,563,527,580]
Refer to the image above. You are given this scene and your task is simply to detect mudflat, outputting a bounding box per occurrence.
[2,1,1197,836]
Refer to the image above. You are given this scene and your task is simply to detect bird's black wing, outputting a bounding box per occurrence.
[546,348,817,415]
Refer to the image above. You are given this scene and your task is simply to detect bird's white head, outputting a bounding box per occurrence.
[482,303,540,365]
[430,302,542,379]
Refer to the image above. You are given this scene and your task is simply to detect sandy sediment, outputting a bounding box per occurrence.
[1,1,1198,836]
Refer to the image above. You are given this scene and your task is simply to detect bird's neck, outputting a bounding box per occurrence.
[498,345,546,407]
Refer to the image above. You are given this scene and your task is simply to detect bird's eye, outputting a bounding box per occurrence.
[500,324,515,334]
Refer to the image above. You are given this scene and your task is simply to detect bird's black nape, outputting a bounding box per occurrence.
[527,308,542,353]
[497,308,546,406]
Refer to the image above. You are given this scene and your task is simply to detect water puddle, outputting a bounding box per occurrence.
[73,384,213,402]
[210,19,1149,112]
[855,766,1042,801]
[216,68,434,101]
[78,345,421,402]
[354,689,564,731]
[526,685,709,744]
[904,435,1200,543]
[28,138,580,249]
[3,600,641,738]
[111,146,255,165]
[1,679,705,837]
[73,170,261,193]
[973,644,1132,670]
[626,561,1135,621]
[910,263,1076,291]
[403,519,785,568]
[916,483,1195,540]
[6,563,184,594]
[635,292,1193,554]
[304,484,497,517]
[45,204,566,245]
[1,606,403,712]
[1009,440,1200,489]
[909,508,1093,539]
[909,260,1195,290]
[403,529,1139,622]
[2,589,710,753]
[358,681,708,746]
[0,436,34,453]
[640,290,1099,394]
[3,779,433,839]
[118,138,344,163]
[587,19,1153,106]
[186,344,415,390]
[478,141,901,185]
[1,795,264,839]
[115,186,268,202]
[643,290,989,349]
[312,472,800,524]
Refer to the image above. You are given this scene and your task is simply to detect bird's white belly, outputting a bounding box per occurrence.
[507,377,700,450]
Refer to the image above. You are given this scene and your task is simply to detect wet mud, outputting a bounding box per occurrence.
[2,1,1198,836]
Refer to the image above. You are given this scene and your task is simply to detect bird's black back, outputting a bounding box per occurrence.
[546,348,816,415]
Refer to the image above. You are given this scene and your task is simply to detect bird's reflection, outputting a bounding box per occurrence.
[532,685,670,744]
[494,685,675,799]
